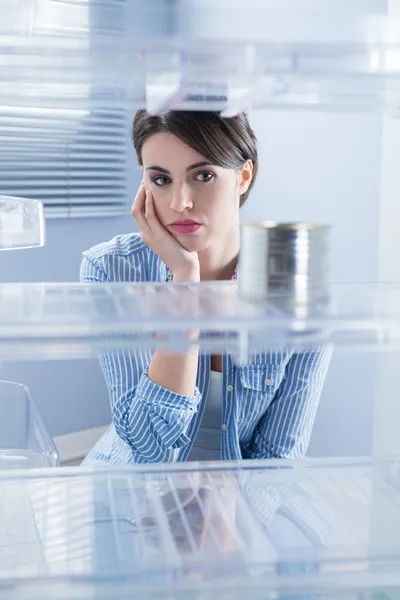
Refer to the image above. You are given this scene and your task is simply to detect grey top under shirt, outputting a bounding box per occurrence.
[187,371,223,462]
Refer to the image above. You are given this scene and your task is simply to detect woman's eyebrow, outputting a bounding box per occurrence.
[145,161,212,174]
[145,165,170,174]
[186,161,213,171]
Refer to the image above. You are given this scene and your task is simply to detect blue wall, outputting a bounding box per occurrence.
[245,109,383,458]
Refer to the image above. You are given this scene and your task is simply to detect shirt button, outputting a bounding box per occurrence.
[265,378,273,386]
[226,385,234,392]
[222,424,228,431]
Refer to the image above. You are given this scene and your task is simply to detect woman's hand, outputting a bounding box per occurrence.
[132,184,200,282]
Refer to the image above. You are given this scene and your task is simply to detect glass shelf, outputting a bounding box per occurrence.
[0,281,400,360]
[0,196,45,251]
[1,457,400,598]
[1,1,400,113]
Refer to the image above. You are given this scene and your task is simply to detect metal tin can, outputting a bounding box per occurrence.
[239,221,331,312]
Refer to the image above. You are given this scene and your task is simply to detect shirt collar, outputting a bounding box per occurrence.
[165,265,239,282]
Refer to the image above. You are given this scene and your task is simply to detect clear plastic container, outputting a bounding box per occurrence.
[1,1,400,113]
[0,380,59,468]
[0,457,400,598]
[0,196,45,251]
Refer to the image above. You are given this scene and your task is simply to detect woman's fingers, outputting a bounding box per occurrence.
[132,183,150,233]
[144,189,155,220]
[145,189,168,237]
[132,181,145,213]
[133,185,166,236]
[132,185,178,254]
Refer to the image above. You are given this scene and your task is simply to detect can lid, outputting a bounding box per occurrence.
[240,220,331,231]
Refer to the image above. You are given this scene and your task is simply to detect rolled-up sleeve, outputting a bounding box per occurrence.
[113,367,201,457]
[80,254,201,463]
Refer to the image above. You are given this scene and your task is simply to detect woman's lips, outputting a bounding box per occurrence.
[170,222,201,234]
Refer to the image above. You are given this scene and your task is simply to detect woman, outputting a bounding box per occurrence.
[81,110,331,466]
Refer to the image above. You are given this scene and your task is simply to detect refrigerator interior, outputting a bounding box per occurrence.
[1,0,400,598]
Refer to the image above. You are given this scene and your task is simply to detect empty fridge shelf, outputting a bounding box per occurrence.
[1,457,400,598]
[1,1,400,113]
[0,281,400,360]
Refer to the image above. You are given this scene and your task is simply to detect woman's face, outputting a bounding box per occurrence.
[141,132,252,252]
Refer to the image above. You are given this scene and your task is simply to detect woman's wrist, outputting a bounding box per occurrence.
[173,266,200,283]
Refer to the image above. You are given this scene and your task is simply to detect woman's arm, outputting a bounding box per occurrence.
[148,268,200,397]
[81,254,202,463]
[245,346,332,460]
[134,185,202,398]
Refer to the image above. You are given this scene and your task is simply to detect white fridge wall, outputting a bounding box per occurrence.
[373,0,400,457]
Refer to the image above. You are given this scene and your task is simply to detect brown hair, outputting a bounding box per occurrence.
[132,110,258,207]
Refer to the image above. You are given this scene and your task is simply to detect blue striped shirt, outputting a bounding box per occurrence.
[80,233,331,467]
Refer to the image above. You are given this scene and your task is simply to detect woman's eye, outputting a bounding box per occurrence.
[196,172,214,183]
[153,176,170,186]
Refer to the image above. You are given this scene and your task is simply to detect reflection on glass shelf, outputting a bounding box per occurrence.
[0,282,400,360]
[1,1,400,112]
[0,196,45,251]
[0,457,400,598]
[0,450,56,469]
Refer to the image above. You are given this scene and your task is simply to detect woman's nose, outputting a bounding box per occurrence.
[170,185,193,212]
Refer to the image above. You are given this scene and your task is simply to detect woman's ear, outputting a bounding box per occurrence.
[238,160,254,195]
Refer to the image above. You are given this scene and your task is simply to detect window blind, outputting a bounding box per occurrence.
[0,0,131,219]
[0,107,130,218]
